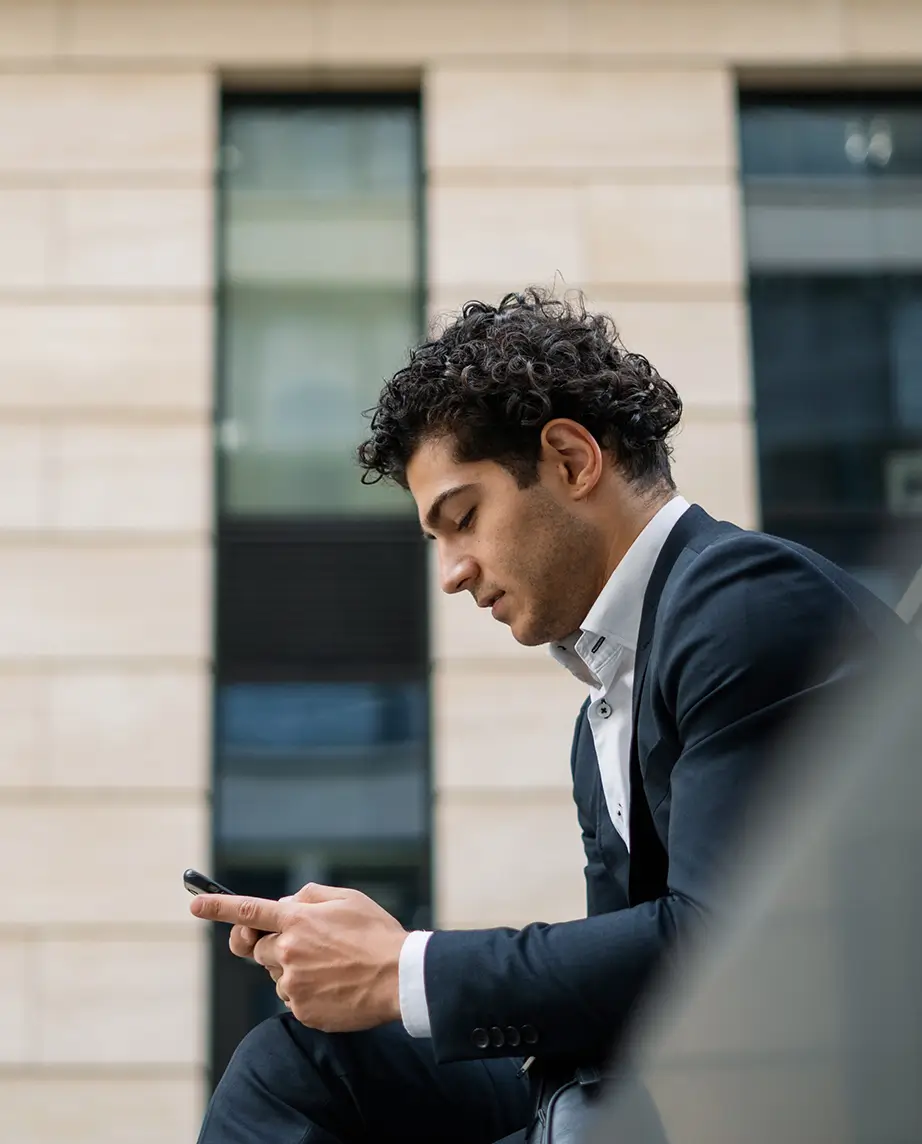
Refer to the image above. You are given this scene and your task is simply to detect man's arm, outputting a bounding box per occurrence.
[420,536,877,1064]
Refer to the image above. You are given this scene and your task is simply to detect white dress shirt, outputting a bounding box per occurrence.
[398,495,691,1038]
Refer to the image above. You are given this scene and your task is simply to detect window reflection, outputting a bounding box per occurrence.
[220,99,421,516]
[741,96,922,604]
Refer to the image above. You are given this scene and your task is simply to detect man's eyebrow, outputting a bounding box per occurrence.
[422,483,476,536]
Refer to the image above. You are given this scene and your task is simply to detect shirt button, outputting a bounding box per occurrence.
[598,700,611,718]
[616,805,623,818]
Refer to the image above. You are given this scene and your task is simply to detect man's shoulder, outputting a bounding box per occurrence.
[657,518,902,658]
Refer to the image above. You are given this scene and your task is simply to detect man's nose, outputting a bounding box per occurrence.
[440,549,478,596]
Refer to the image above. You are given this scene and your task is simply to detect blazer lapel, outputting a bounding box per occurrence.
[631,504,717,730]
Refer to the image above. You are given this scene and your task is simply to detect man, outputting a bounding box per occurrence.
[193,290,904,1143]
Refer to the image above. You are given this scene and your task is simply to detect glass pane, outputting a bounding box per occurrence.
[741,97,922,599]
[211,679,431,1080]
[740,100,922,179]
[219,101,421,516]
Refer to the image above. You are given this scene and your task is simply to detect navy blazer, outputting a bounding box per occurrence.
[423,506,907,1067]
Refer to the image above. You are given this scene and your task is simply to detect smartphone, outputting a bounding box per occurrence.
[183,868,270,936]
[183,868,238,897]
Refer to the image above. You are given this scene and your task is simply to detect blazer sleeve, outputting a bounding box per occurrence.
[421,535,878,1064]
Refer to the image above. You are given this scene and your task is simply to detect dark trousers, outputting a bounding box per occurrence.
[197,1014,532,1144]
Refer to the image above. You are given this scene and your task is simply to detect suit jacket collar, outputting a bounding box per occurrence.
[631,504,728,726]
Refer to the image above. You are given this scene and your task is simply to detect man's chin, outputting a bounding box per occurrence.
[507,618,546,648]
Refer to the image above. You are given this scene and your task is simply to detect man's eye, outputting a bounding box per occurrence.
[457,508,475,532]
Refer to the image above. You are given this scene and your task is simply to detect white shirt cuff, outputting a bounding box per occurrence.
[398,929,433,1038]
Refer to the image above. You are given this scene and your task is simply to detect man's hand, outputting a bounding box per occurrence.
[189,883,407,1032]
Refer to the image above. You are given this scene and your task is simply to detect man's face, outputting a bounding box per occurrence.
[406,436,603,646]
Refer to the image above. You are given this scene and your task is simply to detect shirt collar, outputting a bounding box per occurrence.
[549,495,690,687]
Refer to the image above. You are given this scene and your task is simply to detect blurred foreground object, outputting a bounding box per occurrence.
[592,612,922,1143]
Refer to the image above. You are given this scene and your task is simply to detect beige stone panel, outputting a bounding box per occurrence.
[0,422,44,528]
[69,0,318,61]
[585,182,743,289]
[46,669,209,789]
[436,792,586,928]
[670,413,758,528]
[59,188,212,290]
[320,0,572,62]
[587,296,752,411]
[843,0,922,58]
[0,673,42,786]
[0,940,29,1062]
[0,804,207,924]
[0,303,211,413]
[577,0,843,60]
[0,543,209,658]
[0,74,212,174]
[0,1,58,58]
[0,190,51,288]
[430,185,583,290]
[49,422,211,533]
[36,937,205,1063]
[0,1076,204,1144]
[435,664,587,791]
[428,68,734,173]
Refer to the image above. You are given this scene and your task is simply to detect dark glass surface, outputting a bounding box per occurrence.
[741,96,922,604]
[740,96,922,179]
[211,94,428,1088]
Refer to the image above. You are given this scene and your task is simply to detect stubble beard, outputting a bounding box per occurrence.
[510,492,603,647]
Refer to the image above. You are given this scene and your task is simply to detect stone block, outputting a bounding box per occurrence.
[0,73,212,174]
[45,669,209,790]
[36,937,206,1064]
[59,188,212,291]
[0,421,44,528]
[0,803,207,924]
[430,185,583,292]
[585,181,743,289]
[434,663,587,791]
[48,421,211,533]
[0,940,30,1062]
[0,542,210,658]
[576,0,843,60]
[321,0,572,62]
[0,0,58,58]
[0,1076,205,1144]
[0,672,43,786]
[0,303,211,413]
[0,190,51,288]
[435,791,586,928]
[428,67,734,173]
[68,0,319,62]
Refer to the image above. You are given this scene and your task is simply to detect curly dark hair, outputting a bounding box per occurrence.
[357,288,683,492]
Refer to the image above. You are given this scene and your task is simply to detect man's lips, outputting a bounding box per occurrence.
[478,591,503,609]
[478,591,506,618]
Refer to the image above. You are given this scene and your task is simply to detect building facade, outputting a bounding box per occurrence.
[1,1,920,1139]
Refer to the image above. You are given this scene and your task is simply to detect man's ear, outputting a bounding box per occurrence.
[540,419,604,500]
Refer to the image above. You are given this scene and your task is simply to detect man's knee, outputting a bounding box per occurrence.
[220,1013,330,1090]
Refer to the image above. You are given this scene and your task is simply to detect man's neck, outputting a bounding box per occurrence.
[601,487,676,583]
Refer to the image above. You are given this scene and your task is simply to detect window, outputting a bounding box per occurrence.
[740,94,922,604]
[211,94,428,1083]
